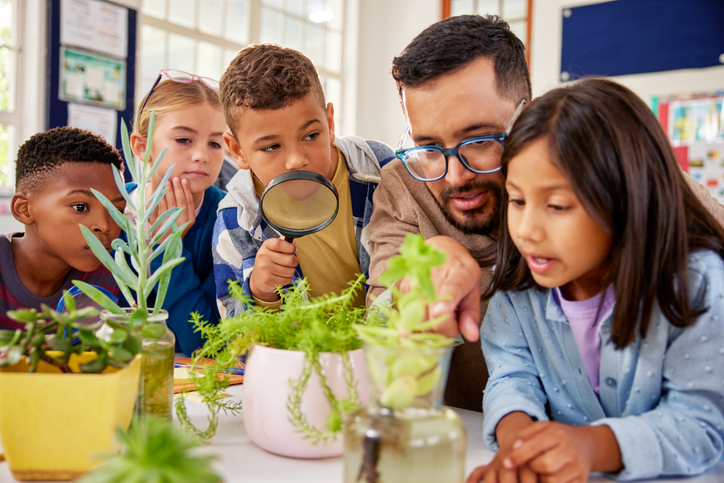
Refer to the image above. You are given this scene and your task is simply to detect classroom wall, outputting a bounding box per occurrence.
[529,0,724,102]
[350,0,440,147]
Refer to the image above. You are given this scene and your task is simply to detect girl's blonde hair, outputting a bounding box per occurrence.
[134,79,221,137]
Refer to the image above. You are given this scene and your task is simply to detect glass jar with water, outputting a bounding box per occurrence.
[343,343,466,483]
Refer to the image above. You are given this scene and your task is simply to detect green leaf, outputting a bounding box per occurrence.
[62,290,76,313]
[147,208,183,247]
[142,257,185,302]
[78,330,103,349]
[108,346,133,362]
[120,120,136,181]
[80,354,107,373]
[112,163,137,212]
[78,225,137,288]
[47,335,71,353]
[140,323,166,339]
[73,281,124,314]
[109,328,128,344]
[6,308,38,323]
[129,309,148,329]
[90,188,131,233]
[123,334,143,355]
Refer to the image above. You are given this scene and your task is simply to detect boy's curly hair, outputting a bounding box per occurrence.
[220,43,326,136]
[16,126,124,192]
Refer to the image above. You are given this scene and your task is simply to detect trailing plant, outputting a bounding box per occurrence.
[73,110,186,321]
[175,273,379,442]
[0,292,142,373]
[356,233,454,410]
[79,416,221,483]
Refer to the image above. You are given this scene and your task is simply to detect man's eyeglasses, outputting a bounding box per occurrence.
[395,99,526,182]
[138,69,220,120]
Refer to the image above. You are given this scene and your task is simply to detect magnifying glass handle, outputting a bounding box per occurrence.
[284,236,295,244]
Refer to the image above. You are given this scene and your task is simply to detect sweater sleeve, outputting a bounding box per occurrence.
[212,207,257,319]
[366,165,421,301]
[480,291,550,450]
[592,252,724,481]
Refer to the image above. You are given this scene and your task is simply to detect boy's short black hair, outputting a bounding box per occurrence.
[16,127,124,192]
[391,14,531,104]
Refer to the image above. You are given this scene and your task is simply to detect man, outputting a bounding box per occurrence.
[368,14,724,412]
[367,15,528,412]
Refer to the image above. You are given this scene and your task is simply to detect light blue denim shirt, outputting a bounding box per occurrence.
[481,250,724,480]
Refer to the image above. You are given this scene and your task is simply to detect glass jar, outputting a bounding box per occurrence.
[100,308,175,420]
[343,343,466,483]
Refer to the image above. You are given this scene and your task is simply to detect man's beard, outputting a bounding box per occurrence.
[434,180,503,236]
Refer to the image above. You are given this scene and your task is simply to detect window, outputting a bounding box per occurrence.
[444,0,530,63]
[138,0,345,132]
[0,0,20,189]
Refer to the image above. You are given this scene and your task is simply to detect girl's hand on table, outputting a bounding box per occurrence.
[498,421,622,483]
[467,411,538,483]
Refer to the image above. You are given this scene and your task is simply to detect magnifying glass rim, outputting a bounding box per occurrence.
[259,170,340,238]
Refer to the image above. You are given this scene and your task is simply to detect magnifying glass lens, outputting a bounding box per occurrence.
[263,179,337,230]
[259,170,340,240]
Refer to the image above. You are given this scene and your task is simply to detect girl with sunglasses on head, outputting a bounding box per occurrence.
[128,69,227,355]
[469,78,724,483]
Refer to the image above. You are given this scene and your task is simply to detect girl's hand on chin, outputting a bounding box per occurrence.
[151,177,196,241]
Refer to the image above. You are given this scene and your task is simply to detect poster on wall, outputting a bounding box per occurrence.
[659,94,724,202]
[60,0,128,59]
[59,47,126,110]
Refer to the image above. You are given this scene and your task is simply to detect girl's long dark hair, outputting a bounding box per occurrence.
[485,78,724,349]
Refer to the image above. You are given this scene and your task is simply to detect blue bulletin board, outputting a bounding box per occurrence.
[47,0,137,151]
[560,0,724,81]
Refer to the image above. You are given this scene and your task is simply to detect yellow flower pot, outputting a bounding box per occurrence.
[0,353,141,481]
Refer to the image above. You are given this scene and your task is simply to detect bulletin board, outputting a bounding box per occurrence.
[47,0,137,149]
[658,94,724,201]
[560,0,724,81]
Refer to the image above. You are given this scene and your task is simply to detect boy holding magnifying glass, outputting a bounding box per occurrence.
[213,44,395,317]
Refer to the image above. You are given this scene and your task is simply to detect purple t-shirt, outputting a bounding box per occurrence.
[0,233,120,330]
[554,285,616,394]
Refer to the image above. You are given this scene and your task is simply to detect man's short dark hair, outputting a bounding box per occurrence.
[391,15,531,104]
[15,126,124,192]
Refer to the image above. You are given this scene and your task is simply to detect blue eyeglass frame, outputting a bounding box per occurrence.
[395,99,527,182]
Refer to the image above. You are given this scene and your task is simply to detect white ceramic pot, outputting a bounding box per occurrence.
[243,345,368,459]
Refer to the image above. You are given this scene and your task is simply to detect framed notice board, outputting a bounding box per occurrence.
[47,0,137,151]
[561,0,724,81]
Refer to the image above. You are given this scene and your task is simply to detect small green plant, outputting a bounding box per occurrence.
[79,416,221,483]
[356,233,454,409]
[74,111,186,321]
[0,293,142,373]
[175,273,378,442]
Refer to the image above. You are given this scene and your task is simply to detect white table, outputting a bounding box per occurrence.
[3,384,724,482]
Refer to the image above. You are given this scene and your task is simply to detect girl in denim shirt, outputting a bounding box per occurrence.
[469,78,724,482]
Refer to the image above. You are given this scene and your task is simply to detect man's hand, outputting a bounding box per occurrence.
[424,236,481,341]
[249,237,298,302]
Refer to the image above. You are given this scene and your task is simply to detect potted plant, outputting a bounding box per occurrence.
[73,112,187,421]
[343,234,466,483]
[79,416,221,483]
[176,273,378,458]
[0,296,143,481]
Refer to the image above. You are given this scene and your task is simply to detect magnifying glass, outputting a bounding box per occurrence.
[259,170,339,243]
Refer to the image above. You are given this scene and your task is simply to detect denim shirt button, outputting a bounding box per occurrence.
[605,377,617,387]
